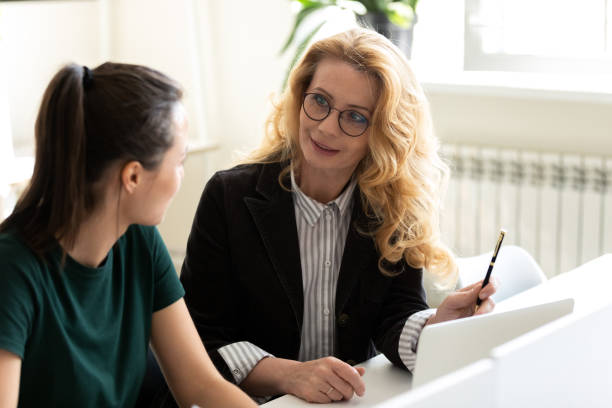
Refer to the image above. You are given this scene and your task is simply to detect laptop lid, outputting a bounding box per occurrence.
[412,298,574,387]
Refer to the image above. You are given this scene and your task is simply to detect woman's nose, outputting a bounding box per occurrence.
[318,109,342,135]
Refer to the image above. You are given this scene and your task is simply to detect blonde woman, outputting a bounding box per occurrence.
[180,28,497,404]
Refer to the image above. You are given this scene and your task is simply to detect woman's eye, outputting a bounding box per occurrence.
[314,94,328,106]
[349,111,367,123]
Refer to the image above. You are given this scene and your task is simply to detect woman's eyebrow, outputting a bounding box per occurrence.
[309,86,333,100]
[346,103,371,113]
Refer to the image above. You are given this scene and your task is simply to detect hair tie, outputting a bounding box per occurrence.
[82,66,93,90]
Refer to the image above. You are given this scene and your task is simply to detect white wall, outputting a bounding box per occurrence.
[107,0,208,148]
[0,0,106,154]
[427,91,612,156]
[201,0,293,163]
[158,0,295,255]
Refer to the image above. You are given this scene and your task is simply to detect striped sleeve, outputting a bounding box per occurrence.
[397,308,437,371]
[217,341,274,384]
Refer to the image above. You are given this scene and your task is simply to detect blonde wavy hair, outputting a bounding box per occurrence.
[246,28,457,285]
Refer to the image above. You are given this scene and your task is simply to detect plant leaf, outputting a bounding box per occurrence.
[397,0,419,13]
[279,3,328,55]
[408,0,419,13]
[281,21,325,90]
[385,2,414,28]
[358,0,380,11]
[295,0,324,6]
[373,0,389,12]
[337,0,368,15]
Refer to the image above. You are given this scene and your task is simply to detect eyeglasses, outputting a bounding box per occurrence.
[302,92,370,137]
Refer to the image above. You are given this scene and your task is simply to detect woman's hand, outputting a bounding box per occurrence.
[280,357,366,403]
[427,278,498,325]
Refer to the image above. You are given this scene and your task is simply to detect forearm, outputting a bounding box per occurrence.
[397,309,436,371]
[217,341,274,384]
[240,356,300,397]
[0,349,21,408]
[152,300,257,408]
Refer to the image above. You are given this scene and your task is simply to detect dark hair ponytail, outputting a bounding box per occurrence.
[0,62,183,258]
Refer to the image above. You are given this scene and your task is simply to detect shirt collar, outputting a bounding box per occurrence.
[291,169,357,226]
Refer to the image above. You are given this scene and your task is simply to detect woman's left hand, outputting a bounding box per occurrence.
[426,278,498,326]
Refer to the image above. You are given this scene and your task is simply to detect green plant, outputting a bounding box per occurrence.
[280,0,419,87]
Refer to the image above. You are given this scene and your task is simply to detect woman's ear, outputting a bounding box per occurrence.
[120,161,144,194]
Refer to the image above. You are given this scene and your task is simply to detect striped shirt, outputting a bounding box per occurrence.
[293,171,355,361]
[218,170,435,387]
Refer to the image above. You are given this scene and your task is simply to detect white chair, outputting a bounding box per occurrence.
[456,245,547,303]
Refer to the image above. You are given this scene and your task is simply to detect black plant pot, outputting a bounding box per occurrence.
[359,12,416,59]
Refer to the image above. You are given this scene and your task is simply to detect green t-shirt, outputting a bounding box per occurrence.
[0,225,185,407]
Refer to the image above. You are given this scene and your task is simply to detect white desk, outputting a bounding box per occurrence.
[375,360,496,408]
[262,254,612,407]
[494,254,612,316]
[262,354,412,407]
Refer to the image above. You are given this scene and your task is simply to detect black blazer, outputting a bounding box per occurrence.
[180,162,429,383]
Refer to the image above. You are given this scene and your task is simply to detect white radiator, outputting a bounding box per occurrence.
[441,144,612,277]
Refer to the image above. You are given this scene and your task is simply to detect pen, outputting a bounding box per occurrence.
[476,229,506,306]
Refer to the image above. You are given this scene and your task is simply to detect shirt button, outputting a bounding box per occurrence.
[233,368,241,375]
[325,260,331,267]
[337,313,350,328]
[326,213,332,220]
[324,308,330,315]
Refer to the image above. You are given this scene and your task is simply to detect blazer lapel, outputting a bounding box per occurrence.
[244,164,304,329]
[336,190,376,314]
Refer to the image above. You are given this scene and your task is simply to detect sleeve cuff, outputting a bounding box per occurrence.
[397,308,436,372]
[217,341,274,384]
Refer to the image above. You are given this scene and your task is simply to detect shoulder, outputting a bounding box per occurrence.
[0,232,42,273]
[0,232,44,297]
[213,162,278,185]
[206,162,284,197]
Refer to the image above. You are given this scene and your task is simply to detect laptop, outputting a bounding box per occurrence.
[411,298,575,387]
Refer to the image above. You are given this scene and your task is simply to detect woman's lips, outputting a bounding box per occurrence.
[311,137,340,155]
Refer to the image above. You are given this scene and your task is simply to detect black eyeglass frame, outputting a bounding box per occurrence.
[301,92,370,137]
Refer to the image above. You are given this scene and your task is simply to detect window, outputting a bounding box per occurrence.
[464,0,612,74]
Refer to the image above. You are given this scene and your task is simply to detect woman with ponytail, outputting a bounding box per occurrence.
[177,28,498,404]
[0,63,257,408]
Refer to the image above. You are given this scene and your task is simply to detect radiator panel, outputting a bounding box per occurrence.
[441,145,611,277]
